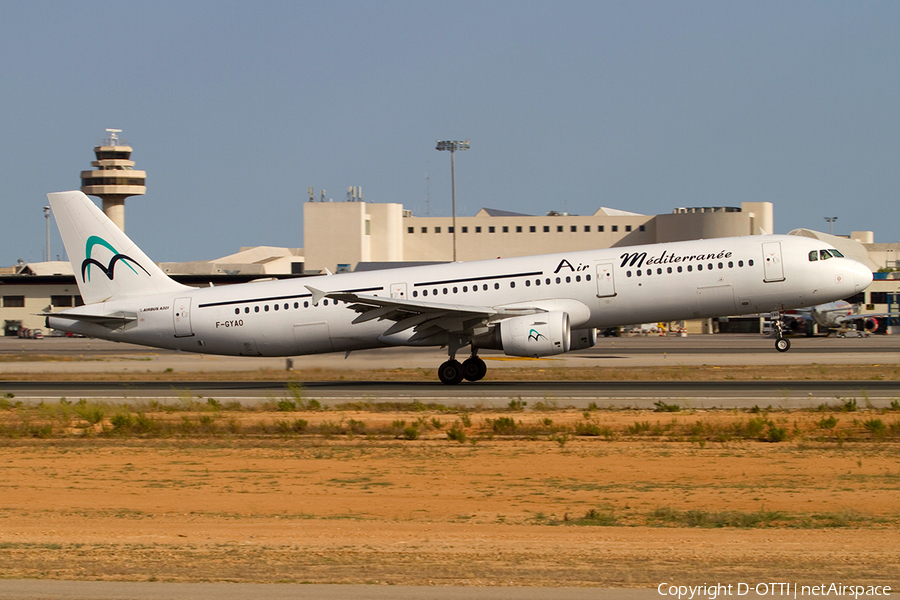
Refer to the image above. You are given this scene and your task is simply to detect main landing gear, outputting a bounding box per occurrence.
[438,355,487,385]
[438,339,487,385]
[771,311,791,353]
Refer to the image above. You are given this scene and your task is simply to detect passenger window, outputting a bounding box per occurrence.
[545,278,551,285]
[749,259,754,266]
[556,277,561,284]
[274,304,279,311]
[809,250,818,262]
[463,286,468,292]
[667,267,672,274]
[284,303,289,310]
[525,280,531,287]
[586,274,591,281]
[575,275,581,282]
[244,307,250,313]
[423,290,428,296]
[494,283,500,290]
[234,308,240,315]
[510,281,516,288]
[697,264,703,271]
[566,276,571,283]
[482,284,488,291]
[293,302,299,309]
[637,270,642,277]
[264,305,269,312]
[657,268,662,275]
[443,288,448,295]
[304,301,309,308]
[413,291,418,297]
[323,300,328,306]
[535,279,541,286]
[255,306,260,312]
[738,261,743,267]
[627,271,632,277]
[687,265,693,272]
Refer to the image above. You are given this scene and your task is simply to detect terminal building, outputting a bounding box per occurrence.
[303,200,775,273]
[2,134,899,336]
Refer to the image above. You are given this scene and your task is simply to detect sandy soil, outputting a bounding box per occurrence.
[0,408,898,587]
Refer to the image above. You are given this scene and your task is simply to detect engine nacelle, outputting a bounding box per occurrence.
[864,317,879,332]
[497,311,570,357]
[569,327,597,350]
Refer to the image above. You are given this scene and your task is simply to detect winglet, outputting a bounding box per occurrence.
[305,285,327,304]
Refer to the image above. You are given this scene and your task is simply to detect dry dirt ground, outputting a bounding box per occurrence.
[1,407,899,588]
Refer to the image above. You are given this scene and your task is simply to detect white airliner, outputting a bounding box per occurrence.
[45,191,873,384]
[783,300,885,336]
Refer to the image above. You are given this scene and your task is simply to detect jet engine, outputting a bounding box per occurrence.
[863,317,879,332]
[569,327,597,350]
[496,311,571,357]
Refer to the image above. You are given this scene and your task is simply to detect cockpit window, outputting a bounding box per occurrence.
[829,248,844,258]
[820,250,832,260]
[809,250,818,262]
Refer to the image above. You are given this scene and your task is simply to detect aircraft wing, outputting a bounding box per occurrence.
[306,286,540,342]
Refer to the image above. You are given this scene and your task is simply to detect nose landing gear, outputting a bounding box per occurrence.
[771,311,791,352]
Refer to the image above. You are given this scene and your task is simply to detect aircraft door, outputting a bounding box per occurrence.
[390,283,408,299]
[293,322,334,354]
[762,242,785,282]
[595,262,616,298]
[173,297,194,337]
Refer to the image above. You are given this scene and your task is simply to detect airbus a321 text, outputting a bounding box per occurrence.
[45,191,873,384]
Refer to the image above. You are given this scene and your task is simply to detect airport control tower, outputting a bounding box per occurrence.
[80,129,146,232]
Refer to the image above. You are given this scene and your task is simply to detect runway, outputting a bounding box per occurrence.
[2,334,898,408]
[3,379,899,409]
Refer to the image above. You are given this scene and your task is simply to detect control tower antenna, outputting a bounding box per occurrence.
[80,129,146,232]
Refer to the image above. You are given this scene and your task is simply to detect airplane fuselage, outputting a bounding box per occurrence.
[49,234,870,358]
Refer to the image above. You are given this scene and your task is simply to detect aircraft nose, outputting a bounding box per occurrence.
[851,261,873,292]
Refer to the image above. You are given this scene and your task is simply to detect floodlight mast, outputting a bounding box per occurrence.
[824,216,838,236]
[435,140,470,261]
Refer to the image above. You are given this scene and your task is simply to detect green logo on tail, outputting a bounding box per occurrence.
[81,236,149,282]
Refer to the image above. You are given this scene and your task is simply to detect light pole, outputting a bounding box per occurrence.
[824,216,837,236]
[43,206,51,262]
[436,139,469,261]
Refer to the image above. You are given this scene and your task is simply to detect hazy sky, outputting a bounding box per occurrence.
[2,1,898,265]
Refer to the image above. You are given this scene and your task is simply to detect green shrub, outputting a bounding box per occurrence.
[863,418,886,437]
[764,425,788,443]
[508,399,527,411]
[489,417,518,434]
[446,426,466,443]
[817,415,838,429]
[653,401,680,413]
[276,399,297,412]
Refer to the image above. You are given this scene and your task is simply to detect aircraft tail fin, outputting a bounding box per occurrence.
[48,191,189,304]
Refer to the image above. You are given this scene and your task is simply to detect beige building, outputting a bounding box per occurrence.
[303,200,774,273]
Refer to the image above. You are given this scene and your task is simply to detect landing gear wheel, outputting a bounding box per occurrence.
[438,359,465,385]
[462,356,487,382]
[775,337,791,352]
